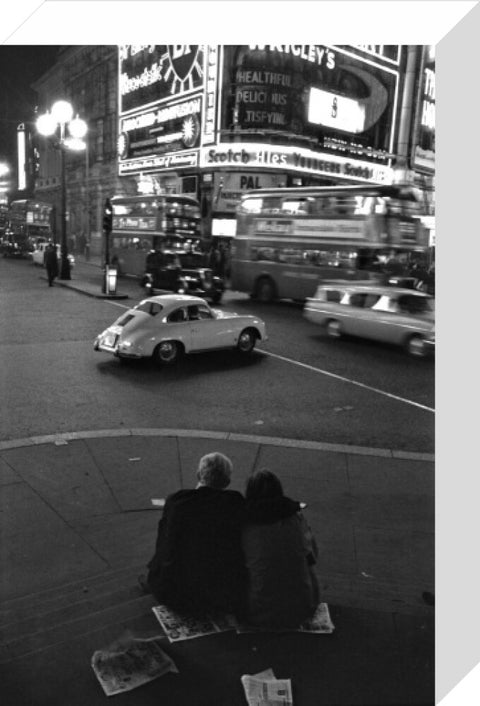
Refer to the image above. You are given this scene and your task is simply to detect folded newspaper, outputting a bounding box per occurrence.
[241,668,293,706]
[91,633,178,696]
[152,604,239,642]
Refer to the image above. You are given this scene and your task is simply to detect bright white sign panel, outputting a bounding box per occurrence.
[308,87,365,133]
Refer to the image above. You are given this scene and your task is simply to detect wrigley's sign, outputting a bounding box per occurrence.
[199,143,393,184]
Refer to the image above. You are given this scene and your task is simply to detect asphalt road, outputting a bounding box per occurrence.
[0,257,434,452]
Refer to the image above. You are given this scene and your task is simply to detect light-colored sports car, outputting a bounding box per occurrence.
[94,294,268,364]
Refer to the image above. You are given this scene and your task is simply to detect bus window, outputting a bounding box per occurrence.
[238,197,263,214]
[281,199,312,215]
[253,246,278,262]
[385,197,421,218]
[354,196,375,215]
[113,201,159,217]
[374,197,388,215]
[262,197,283,214]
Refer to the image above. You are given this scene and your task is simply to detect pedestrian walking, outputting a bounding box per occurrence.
[209,242,221,276]
[44,242,59,286]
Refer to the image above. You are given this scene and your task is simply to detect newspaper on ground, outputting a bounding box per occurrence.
[237,602,335,634]
[241,668,293,706]
[91,632,178,697]
[152,604,238,642]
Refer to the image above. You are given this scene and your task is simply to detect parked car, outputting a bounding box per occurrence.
[140,249,224,304]
[304,283,435,357]
[94,294,267,365]
[31,242,75,269]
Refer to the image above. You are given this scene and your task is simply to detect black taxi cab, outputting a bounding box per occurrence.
[141,249,224,304]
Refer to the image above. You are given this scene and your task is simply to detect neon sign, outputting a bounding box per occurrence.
[421,68,435,130]
[119,45,205,114]
[222,45,398,167]
[203,46,218,145]
[200,143,393,184]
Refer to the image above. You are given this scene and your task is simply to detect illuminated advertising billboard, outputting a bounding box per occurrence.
[413,47,435,173]
[118,45,206,175]
[220,45,401,166]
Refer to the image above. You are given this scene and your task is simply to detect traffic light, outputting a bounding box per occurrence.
[103,198,113,233]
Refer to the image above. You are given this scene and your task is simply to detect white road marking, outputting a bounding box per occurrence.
[259,349,435,413]
[101,301,434,413]
[105,300,130,309]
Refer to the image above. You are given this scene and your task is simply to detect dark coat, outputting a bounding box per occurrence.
[242,496,319,628]
[44,246,59,276]
[147,486,246,615]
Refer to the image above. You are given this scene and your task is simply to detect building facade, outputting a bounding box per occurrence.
[32,45,435,255]
[33,46,135,257]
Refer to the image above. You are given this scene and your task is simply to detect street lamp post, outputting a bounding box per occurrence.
[36,100,87,280]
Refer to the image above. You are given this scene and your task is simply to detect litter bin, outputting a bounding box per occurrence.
[104,266,118,295]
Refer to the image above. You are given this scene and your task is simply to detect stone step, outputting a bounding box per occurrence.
[0,563,146,625]
[0,564,158,665]
[0,591,157,665]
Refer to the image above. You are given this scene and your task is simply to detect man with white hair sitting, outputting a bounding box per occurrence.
[146,452,246,616]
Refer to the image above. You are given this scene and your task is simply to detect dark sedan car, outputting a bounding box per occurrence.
[141,249,224,304]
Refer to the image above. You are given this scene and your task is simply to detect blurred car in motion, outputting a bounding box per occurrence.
[94,294,267,365]
[1,230,26,258]
[304,283,434,357]
[140,249,224,304]
[31,242,75,269]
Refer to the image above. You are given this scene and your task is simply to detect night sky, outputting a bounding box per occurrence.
[0,46,60,169]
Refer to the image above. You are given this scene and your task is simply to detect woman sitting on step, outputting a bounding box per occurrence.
[241,469,320,629]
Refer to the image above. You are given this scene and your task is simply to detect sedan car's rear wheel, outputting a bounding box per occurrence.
[406,334,428,358]
[326,319,342,338]
[237,328,257,354]
[153,341,181,365]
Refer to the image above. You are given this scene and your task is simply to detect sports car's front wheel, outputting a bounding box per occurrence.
[237,328,257,354]
[153,341,181,365]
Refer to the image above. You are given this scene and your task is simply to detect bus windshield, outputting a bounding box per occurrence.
[232,185,428,303]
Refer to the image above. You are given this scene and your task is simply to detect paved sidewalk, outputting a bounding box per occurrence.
[49,254,131,299]
[0,429,434,706]
[1,265,434,704]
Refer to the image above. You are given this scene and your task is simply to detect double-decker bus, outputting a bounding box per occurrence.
[110,194,202,276]
[232,185,429,302]
[2,199,53,258]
